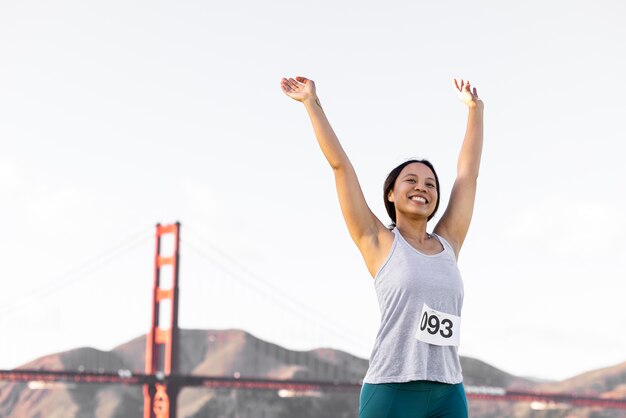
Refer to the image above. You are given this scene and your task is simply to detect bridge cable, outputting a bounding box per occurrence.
[0,225,152,318]
[182,225,372,350]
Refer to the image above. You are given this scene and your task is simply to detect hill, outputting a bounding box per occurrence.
[0,329,623,418]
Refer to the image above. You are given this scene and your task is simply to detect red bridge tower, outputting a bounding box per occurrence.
[144,222,181,418]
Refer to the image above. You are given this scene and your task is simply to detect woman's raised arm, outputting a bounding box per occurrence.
[434,79,484,258]
[281,77,390,275]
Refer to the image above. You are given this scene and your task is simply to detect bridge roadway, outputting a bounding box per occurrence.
[1,369,625,410]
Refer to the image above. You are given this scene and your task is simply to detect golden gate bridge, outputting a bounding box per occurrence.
[1,223,625,417]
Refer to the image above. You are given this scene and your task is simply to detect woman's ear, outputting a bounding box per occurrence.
[387,191,394,202]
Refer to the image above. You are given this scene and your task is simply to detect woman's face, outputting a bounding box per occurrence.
[388,162,438,221]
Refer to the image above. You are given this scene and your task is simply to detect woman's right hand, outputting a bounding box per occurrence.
[454,79,484,110]
[281,76,317,103]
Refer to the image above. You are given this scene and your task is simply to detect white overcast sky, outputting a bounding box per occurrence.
[1,0,625,382]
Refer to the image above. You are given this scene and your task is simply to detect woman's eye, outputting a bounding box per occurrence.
[407,179,416,183]
[427,184,435,188]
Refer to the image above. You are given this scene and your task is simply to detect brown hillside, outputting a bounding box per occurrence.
[1,329,624,418]
[460,357,535,389]
[538,361,626,396]
[1,347,138,418]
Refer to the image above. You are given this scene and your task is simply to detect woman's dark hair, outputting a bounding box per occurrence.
[383,159,441,227]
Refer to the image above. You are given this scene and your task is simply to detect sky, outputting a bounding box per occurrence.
[1,0,625,382]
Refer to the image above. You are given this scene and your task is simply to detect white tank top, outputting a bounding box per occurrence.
[363,228,464,384]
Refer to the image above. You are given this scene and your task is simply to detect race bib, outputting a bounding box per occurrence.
[415,303,461,346]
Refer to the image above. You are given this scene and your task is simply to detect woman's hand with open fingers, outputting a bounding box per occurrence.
[281,76,317,103]
[454,79,484,109]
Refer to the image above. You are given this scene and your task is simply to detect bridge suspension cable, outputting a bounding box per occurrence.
[183,224,371,350]
[0,225,152,318]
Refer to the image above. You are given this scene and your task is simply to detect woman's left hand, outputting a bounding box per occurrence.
[454,79,484,110]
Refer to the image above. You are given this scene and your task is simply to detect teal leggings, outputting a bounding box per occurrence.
[359,381,468,418]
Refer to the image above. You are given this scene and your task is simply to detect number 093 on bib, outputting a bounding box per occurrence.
[415,303,461,347]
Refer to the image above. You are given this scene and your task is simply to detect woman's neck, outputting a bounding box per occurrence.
[395,219,431,243]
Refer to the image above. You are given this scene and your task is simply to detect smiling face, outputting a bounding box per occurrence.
[386,162,440,223]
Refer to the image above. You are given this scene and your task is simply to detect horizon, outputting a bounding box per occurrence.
[13,326,624,385]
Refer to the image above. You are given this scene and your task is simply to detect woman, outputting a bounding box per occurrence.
[281,76,483,418]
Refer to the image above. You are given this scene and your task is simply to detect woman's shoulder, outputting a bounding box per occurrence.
[360,226,397,278]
